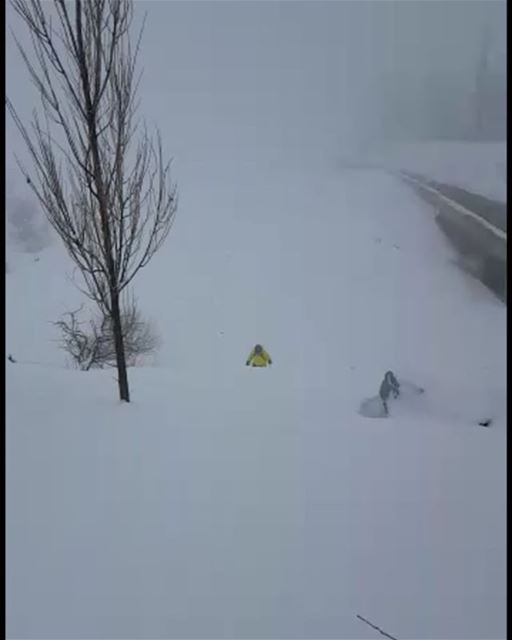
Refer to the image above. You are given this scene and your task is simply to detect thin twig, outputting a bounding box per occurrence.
[356,614,398,640]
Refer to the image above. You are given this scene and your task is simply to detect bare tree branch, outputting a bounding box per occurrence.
[356,614,398,640]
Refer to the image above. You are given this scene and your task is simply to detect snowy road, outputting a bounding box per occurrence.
[7,167,506,639]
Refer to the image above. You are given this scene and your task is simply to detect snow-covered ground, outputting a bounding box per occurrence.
[365,141,507,203]
[6,162,506,639]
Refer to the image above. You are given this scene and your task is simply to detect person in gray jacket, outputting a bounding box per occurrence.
[379,370,400,416]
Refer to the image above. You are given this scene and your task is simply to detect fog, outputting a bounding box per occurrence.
[134,1,507,151]
[7,1,506,189]
[135,1,507,161]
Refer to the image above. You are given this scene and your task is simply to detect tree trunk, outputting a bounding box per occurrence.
[111,291,130,402]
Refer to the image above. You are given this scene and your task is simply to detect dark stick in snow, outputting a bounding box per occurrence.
[356,614,398,640]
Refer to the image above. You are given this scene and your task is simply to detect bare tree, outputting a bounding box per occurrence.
[54,297,161,371]
[7,0,177,401]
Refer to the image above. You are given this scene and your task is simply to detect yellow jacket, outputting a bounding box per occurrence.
[246,347,272,367]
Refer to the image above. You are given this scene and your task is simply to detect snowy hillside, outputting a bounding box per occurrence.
[6,161,506,639]
[365,141,507,203]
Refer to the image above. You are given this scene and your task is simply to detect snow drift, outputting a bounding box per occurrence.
[6,166,506,639]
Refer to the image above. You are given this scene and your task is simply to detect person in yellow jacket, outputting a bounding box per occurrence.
[246,344,273,367]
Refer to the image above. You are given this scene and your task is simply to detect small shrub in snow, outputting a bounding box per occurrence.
[54,298,160,371]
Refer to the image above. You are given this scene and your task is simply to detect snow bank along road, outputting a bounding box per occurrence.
[400,171,507,302]
[6,166,506,639]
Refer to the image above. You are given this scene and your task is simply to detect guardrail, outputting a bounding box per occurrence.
[400,172,506,302]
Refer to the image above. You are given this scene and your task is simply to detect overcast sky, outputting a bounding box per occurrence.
[6,0,506,196]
